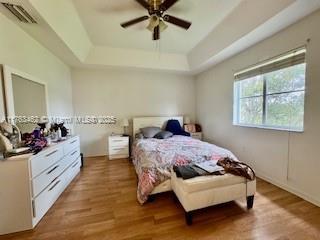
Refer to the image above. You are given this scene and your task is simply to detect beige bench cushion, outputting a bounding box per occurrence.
[175,173,246,193]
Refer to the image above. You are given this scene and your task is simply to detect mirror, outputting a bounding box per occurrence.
[2,65,48,134]
[11,74,47,133]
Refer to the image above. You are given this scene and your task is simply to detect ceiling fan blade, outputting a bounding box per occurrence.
[160,0,179,11]
[135,0,150,10]
[163,15,191,30]
[153,25,160,40]
[121,16,149,28]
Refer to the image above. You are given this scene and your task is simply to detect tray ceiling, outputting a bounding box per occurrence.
[1,0,319,74]
[73,0,242,54]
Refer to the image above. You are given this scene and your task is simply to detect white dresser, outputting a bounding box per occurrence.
[108,135,129,160]
[0,135,81,235]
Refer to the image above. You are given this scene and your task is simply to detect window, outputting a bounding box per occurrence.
[233,47,306,132]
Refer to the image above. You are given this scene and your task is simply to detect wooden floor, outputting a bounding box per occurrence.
[1,157,320,240]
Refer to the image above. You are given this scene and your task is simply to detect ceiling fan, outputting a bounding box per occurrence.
[120,0,192,41]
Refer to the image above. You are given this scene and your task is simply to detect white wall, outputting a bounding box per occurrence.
[195,10,320,206]
[0,12,74,124]
[72,68,196,157]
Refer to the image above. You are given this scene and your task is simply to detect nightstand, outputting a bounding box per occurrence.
[190,132,202,140]
[108,135,129,160]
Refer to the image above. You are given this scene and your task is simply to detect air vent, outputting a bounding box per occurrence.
[1,2,37,23]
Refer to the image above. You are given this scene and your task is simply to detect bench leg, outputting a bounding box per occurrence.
[185,211,193,225]
[247,195,254,209]
[147,194,155,203]
[173,193,179,203]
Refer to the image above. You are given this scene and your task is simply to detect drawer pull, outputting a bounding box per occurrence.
[48,180,61,191]
[113,147,125,151]
[113,140,125,142]
[45,149,58,157]
[47,165,59,175]
[32,200,36,218]
[70,140,77,144]
[72,161,79,168]
[70,150,78,156]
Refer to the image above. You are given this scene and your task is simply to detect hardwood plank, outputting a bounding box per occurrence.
[0,157,319,240]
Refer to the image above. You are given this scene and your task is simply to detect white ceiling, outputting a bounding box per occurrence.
[72,0,241,54]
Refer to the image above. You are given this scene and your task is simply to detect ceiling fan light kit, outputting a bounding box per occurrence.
[120,0,192,41]
[159,20,168,32]
[147,15,160,32]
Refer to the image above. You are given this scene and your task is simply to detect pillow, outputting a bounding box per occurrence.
[154,131,173,139]
[140,126,161,138]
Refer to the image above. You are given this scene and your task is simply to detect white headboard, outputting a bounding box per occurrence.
[133,116,183,140]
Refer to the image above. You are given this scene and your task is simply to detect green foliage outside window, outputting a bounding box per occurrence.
[234,63,306,131]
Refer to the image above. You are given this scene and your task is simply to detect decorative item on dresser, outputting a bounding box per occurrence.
[108,135,129,160]
[0,135,81,235]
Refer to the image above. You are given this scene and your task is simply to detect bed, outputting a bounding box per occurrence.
[132,117,238,204]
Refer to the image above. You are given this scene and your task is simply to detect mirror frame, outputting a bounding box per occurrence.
[1,65,50,124]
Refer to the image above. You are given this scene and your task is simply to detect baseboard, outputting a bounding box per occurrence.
[256,171,320,207]
[84,155,107,158]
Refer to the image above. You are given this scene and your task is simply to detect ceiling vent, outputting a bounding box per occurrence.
[1,2,37,23]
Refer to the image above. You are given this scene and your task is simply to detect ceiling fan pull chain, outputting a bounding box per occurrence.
[158,38,161,59]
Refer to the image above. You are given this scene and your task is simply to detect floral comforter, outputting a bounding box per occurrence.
[132,136,237,204]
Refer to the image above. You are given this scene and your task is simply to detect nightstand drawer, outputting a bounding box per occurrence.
[108,135,130,160]
[109,146,129,155]
[191,132,202,140]
[109,137,129,147]
[110,140,128,147]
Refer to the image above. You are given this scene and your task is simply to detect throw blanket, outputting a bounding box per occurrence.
[132,136,238,204]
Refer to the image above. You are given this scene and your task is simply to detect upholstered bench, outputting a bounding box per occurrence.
[171,171,256,225]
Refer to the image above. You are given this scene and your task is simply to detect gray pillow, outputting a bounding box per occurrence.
[140,126,161,138]
[154,131,173,139]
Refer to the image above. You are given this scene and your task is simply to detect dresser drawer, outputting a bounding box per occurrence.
[30,146,64,178]
[31,147,79,197]
[65,157,81,184]
[64,136,80,155]
[66,148,80,165]
[33,173,66,223]
[32,157,68,197]
[109,146,128,155]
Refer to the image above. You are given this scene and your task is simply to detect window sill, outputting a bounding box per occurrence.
[233,123,304,133]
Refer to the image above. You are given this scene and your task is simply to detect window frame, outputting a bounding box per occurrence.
[233,63,306,133]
